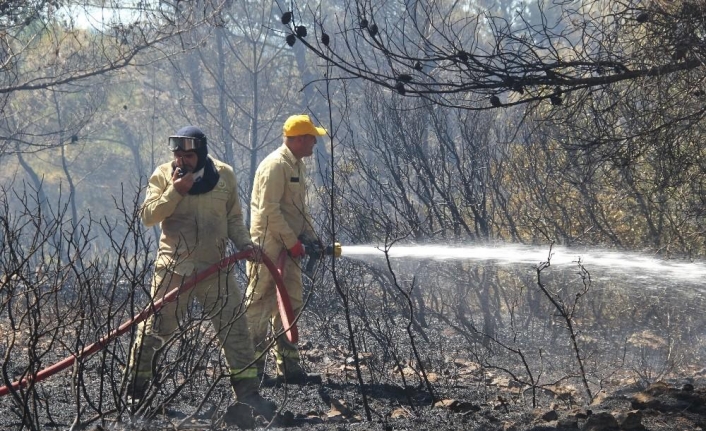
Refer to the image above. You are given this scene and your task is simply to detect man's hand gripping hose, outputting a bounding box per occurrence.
[0,248,294,397]
[297,236,342,278]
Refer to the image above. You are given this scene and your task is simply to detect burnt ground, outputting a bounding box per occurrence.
[4,338,706,431]
[3,260,706,431]
[219,365,706,431]
[131,364,706,431]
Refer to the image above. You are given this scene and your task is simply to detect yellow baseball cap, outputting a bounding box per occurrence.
[283,114,327,137]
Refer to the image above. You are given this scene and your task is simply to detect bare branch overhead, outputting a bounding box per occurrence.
[277,0,706,110]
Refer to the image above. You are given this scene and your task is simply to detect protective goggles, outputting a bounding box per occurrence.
[168,136,205,151]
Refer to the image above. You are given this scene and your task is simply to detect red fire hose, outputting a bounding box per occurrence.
[0,248,297,397]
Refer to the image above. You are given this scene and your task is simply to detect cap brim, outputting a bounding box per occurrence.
[314,126,327,136]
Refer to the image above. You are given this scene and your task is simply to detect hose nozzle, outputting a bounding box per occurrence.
[325,242,342,258]
[300,238,342,276]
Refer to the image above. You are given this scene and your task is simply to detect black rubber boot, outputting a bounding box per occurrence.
[230,377,278,420]
[276,358,322,385]
[257,372,278,387]
[224,403,256,429]
[125,374,154,404]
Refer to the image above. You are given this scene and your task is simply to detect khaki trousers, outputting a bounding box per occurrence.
[128,267,257,382]
[245,252,303,371]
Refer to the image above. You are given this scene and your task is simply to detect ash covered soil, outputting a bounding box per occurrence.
[126,368,706,431]
[171,364,706,431]
[4,271,706,431]
[4,337,706,431]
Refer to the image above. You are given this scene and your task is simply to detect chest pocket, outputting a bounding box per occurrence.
[210,188,229,215]
[287,179,304,205]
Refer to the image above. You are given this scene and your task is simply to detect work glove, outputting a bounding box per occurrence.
[298,235,323,254]
[243,243,263,263]
[288,240,306,258]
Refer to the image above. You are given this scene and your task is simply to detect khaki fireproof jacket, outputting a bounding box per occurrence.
[141,157,252,275]
[250,144,315,252]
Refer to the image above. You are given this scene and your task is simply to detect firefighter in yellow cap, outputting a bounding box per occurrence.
[246,114,326,384]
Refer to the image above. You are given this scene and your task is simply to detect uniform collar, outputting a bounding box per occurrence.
[192,166,204,182]
[279,143,300,165]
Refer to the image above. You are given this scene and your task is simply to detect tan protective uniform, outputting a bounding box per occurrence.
[246,144,316,372]
[129,157,258,384]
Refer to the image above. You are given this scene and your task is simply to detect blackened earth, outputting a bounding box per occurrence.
[3,343,706,431]
[3,294,706,431]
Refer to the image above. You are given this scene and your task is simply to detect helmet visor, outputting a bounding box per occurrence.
[168,136,205,152]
